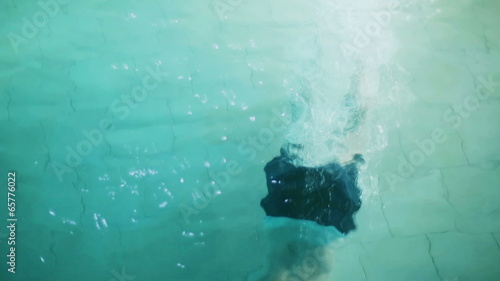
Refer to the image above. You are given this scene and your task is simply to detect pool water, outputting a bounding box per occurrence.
[0,0,499,280]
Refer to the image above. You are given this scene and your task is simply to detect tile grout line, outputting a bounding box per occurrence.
[426,234,444,281]
[491,233,500,250]
[378,193,395,237]
[438,168,459,233]
[358,257,368,281]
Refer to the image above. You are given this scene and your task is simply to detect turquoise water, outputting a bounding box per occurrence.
[1,0,500,280]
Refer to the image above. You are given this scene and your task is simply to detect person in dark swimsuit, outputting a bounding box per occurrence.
[260,145,363,234]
